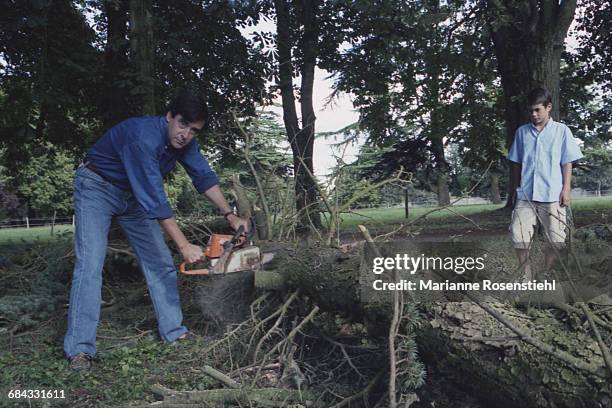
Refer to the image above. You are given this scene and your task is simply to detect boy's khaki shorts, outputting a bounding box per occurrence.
[510,200,567,249]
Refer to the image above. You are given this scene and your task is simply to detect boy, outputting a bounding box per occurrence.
[507,87,583,281]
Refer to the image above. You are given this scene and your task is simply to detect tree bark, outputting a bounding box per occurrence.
[274,0,322,232]
[433,159,450,206]
[490,173,502,204]
[426,3,451,208]
[257,243,611,408]
[487,0,577,208]
[429,97,450,207]
[129,0,155,115]
[102,0,130,127]
[298,0,321,229]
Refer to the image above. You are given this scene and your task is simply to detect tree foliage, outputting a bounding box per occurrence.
[575,0,612,93]
[0,0,102,155]
[3,144,76,216]
[0,0,610,217]
[323,1,503,204]
[0,183,21,219]
[0,0,273,215]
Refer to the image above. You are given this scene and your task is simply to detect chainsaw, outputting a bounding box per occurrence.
[178,224,268,276]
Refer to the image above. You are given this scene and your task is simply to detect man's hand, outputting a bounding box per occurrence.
[559,186,571,207]
[226,213,249,232]
[180,243,204,264]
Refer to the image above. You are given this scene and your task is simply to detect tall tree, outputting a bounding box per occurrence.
[485,0,577,206]
[574,0,611,94]
[153,1,271,133]
[0,0,101,154]
[100,0,131,127]
[324,0,487,206]
[273,0,322,230]
[129,0,156,114]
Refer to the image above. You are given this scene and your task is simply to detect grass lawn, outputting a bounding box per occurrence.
[336,195,612,234]
[0,197,610,407]
[1,196,610,245]
[0,225,74,245]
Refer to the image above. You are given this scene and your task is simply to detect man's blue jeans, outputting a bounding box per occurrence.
[64,166,187,358]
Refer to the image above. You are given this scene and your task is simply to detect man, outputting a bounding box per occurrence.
[507,87,583,281]
[64,90,248,370]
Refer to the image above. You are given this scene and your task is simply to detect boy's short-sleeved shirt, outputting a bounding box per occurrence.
[507,119,583,202]
[86,116,219,220]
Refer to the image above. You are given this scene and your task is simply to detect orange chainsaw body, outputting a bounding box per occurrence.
[203,234,233,258]
[178,230,261,276]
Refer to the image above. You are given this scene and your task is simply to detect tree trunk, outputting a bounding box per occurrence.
[298,0,322,230]
[487,0,577,208]
[490,173,502,204]
[435,170,450,206]
[430,103,450,207]
[129,0,155,115]
[255,242,611,407]
[426,27,451,207]
[274,0,322,232]
[102,0,130,127]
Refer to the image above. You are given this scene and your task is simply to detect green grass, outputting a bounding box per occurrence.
[336,203,503,228]
[1,196,610,244]
[335,195,612,233]
[0,314,220,407]
[0,197,610,407]
[0,225,74,245]
[571,195,612,209]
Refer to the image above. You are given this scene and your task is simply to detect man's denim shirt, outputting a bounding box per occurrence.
[86,116,219,219]
[507,119,583,203]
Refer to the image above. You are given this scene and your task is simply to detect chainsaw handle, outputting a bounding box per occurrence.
[179,260,211,276]
[227,225,247,248]
[229,218,256,246]
[178,251,210,276]
[233,225,245,241]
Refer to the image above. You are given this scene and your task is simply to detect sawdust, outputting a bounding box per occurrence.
[195,271,256,328]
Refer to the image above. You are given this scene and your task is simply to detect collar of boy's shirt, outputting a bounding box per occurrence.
[529,118,554,136]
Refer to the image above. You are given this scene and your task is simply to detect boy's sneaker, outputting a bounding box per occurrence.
[69,352,92,371]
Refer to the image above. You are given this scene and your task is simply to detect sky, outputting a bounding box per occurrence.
[240,11,586,178]
[75,7,361,178]
[240,20,361,178]
[261,69,361,178]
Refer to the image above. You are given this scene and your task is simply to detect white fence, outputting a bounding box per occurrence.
[572,188,612,198]
[0,214,74,229]
[1,190,610,230]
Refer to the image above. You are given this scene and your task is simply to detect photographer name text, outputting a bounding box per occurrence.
[372,279,556,291]
[371,254,556,291]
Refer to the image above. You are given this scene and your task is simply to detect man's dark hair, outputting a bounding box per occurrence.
[527,87,553,107]
[167,89,209,124]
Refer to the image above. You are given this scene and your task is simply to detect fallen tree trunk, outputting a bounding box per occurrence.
[254,242,611,408]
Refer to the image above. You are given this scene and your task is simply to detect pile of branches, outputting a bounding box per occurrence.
[0,237,74,346]
[138,289,422,407]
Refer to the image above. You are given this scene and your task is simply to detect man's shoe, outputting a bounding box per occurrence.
[69,352,92,371]
[535,270,554,282]
[176,331,197,341]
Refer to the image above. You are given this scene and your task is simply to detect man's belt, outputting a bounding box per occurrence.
[82,160,110,182]
[81,158,130,191]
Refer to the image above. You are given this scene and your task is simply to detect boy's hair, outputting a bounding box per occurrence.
[167,89,209,124]
[527,87,552,107]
